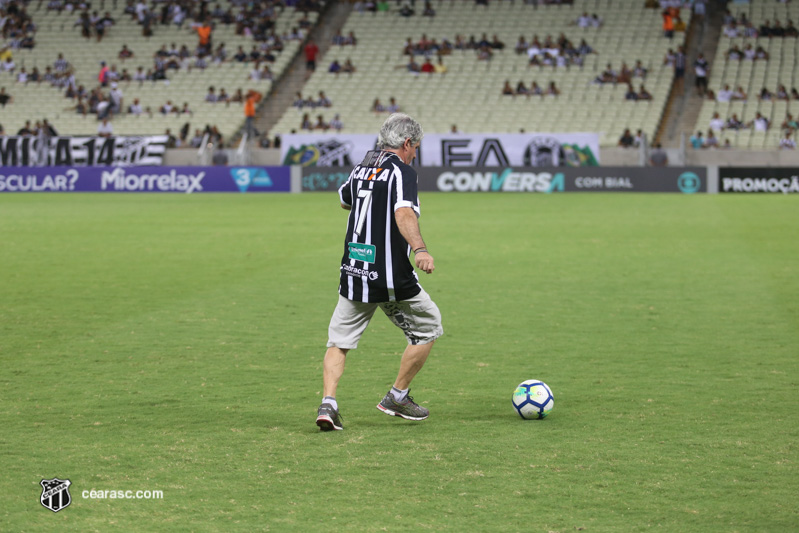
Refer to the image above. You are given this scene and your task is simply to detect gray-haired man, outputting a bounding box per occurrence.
[316,113,444,431]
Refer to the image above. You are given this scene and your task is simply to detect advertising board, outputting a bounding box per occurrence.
[0,166,291,193]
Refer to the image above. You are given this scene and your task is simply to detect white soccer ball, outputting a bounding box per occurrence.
[512,379,554,420]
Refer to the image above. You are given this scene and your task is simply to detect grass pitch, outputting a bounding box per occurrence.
[1,192,797,532]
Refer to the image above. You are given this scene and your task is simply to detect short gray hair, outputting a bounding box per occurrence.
[377,113,424,149]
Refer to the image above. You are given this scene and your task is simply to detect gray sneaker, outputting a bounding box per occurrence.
[316,403,343,431]
[377,390,429,421]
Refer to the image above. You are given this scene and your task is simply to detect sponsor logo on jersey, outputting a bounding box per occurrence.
[348,242,376,263]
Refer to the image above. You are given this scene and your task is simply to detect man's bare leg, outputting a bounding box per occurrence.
[394,341,434,390]
[323,346,348,398]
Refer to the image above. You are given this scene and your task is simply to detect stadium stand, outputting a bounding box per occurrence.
[0,0,317,143]
[270,0,689,147]
[697,0,799,149]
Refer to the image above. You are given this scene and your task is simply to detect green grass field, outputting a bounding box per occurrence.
[1,192,797,532]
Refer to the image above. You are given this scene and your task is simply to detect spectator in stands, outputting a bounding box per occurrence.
[781,113,798,132]
[663,48,676,68]
[759,87,774,101]
[244,89,261,139]
[716,84,733,102]
[749,112,770,132]
[17,120,34,136]
[514,36,528,55]
[97,118,113,137]
[314,115,329,131]
[638,85,652,100]
[98,61,109,87]
[331,30,346,46]
[694,53,709,97]
[75,11,91,39]
[704,130,719,148]
[0,86,12,107]
[690,131,704,149]
[422,1,435,17]
[300,113,313,131]
[673,46,686,91]
[625,83,638,101]
[776,84,790,100]
[330,114,343,131]
[195,18,213,56]
[649,143,668,167]
[372,98,386,113]
[727,44,743,61]
[328,59,341,74]
[109,82,123,114]
[342,58,356,74]
[190,129,204,148]
[633,129,645,148]
[709,112,725,132]
[792,87,799,100]
[205,86,217,103]
[160,100,175,115]
[212,143,228,165]
[118,44,134,62]
[502,80,515,96]
[399,1,414,17]
[618,128,635,148]
[234,46,248,63]
[725,114,744,130]
[217,88,230,103]
[293,92,309,109]
[732,86,747,101]
[165,129,179,148]
[779,131,796,150]
[316,91,332,107]
[594,63,617,84]
[755,46,769,61]
[304,38,319,76]
[662,7,676,39]
[128,98,143,116]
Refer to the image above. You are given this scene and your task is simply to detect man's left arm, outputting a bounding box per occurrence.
[395,207,434,274]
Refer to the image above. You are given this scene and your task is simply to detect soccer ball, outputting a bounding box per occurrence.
[512,380,554,420]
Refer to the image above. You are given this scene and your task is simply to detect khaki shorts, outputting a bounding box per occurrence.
[327,289,444,349]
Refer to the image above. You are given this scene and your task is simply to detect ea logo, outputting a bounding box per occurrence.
[677,172,701,194]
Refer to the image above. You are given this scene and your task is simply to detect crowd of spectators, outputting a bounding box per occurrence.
[593,61,649,85]
[501,79,560,97]
[709,83,799,103]
[0,0,36,50]
[722,10,799,39]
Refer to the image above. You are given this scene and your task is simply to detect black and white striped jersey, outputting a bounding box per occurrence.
[337,150,422,303]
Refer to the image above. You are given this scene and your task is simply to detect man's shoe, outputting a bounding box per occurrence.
[377,390,429,421]
[316,403,343,431]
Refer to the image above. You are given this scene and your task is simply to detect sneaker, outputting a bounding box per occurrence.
[316,403,343,431]
[376,390,429,421]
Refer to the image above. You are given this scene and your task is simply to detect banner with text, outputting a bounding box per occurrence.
[719,168,799,194]
[0,136,170,167]
[0,166,291,193]
[301,166,706,193]
[283,133,600,168]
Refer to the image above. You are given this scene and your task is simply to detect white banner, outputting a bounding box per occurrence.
[0,136,169,167]
[281,132,599,167]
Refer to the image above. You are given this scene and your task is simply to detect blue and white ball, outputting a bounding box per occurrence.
[512,380,554,420]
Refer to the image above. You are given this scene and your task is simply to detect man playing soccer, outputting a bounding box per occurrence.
[316,113,444,431]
